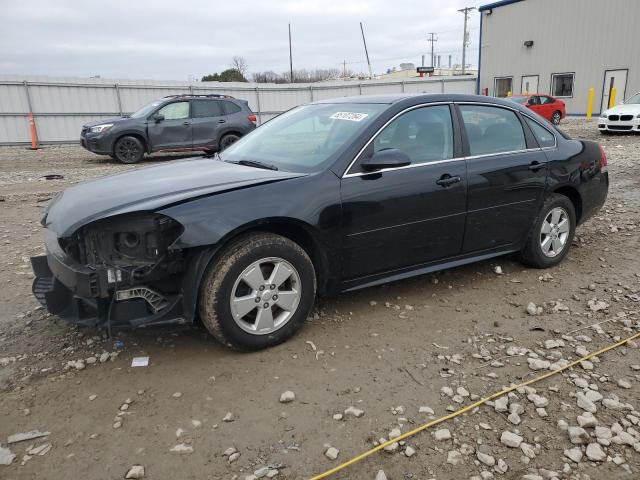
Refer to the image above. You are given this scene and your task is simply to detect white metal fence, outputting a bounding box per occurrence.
[0,74,477,145]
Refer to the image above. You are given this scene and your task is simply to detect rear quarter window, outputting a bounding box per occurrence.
[222,102,242,114]
[525,117,556,148]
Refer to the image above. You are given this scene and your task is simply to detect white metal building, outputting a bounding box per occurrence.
[477,0,640,114]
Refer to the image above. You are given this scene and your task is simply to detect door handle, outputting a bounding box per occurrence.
[436,174,462,187]
[528,161,544,171]
[218,119,226,123]
[182,121,191,126]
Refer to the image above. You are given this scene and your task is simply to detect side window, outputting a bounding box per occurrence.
[370,105,453,165]
[525,117,556,148]
[540,96,553,105]
[460,105,526,156]
[222,102,241,115]
[494,77,513,98]
[192,100,223,118]
[158,101,189,120]
[551,73,574,97]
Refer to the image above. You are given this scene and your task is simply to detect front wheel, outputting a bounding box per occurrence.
[520,194,576,268]
[114,136,144,164]
[551,111,562,125]
[198,233,316,351]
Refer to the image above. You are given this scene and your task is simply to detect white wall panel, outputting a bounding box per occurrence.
[0,75,476,144]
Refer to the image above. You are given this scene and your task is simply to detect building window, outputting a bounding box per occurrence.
[551,73,574,97]
[494,77,513,98]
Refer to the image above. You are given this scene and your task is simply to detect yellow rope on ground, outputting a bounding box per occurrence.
[308,330,640,480]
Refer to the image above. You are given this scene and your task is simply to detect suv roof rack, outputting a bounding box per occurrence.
[163,94,235,99]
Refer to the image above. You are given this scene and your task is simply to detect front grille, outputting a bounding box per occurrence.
[608,114,620,121]
[621,115,633,121]
[608,125,633,131]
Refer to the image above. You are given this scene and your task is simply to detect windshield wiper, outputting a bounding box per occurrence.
[230,159,279,171]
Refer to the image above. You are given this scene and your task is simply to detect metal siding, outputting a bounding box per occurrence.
[479,0,640,114]
[0,75,477,144]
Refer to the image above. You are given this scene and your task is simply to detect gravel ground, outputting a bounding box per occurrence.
[0,118,639,480]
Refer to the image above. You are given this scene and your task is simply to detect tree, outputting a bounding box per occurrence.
[201,68,247,83]
[231,56,248,77]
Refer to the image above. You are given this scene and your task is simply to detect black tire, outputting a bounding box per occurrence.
[114,136,144,164]
[109,154,118,160]
[520,194,576,268]
[219,133,241,151]
[551,111,562,125]
[198,233,316,351]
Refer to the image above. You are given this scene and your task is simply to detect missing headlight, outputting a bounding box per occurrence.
[63,213,185,286]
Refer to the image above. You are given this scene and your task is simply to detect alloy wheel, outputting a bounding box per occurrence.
[229,257,301,335]
[117,139,141,162]
[540,207,570,257]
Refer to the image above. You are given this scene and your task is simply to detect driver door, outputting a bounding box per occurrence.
[148,101,192,150]
[340,104,467,281]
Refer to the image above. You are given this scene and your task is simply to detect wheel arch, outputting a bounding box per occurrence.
[187,217,333,303]
[550,184,583,224]
[112,132,149,154]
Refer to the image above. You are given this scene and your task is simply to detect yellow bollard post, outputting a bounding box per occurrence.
[523,90,528,95]
[586,87,594,119]
[609,87,617,109]
[507,91,512,97]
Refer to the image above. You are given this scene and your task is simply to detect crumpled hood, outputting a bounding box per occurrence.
[43,158,306,237]
[602,104,640,116]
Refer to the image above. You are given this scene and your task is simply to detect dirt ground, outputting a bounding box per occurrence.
[0,118,639,480]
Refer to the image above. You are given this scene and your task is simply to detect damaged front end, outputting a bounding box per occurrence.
[31,212,190,328]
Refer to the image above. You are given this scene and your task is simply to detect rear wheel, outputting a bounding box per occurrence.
[520,194,576,268]
[114,136,144,164]
[198,233,316,351]
[551,111,562,125]
[219,133,241,151]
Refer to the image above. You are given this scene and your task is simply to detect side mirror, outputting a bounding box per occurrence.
[361,148,411,171]
[153,114,165,123]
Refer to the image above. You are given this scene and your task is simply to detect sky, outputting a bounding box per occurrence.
[0,0,486,81]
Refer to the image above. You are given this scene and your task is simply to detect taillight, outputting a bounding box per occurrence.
[247,114,257,124]
[598,144,608,172]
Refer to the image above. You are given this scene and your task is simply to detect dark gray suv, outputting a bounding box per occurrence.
[80,94,257,163]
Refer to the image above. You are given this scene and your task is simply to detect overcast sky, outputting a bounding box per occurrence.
[0,0,485,81]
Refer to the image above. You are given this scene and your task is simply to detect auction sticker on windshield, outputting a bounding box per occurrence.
[330,112,369,121]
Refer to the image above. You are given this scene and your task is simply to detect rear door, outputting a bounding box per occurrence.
[340,104,467,281]
[191,99,225,149]
[147,101,192,150]
[538,96,556,120]
[457,103,548,253]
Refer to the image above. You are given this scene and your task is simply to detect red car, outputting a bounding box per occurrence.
[508,94,566,125]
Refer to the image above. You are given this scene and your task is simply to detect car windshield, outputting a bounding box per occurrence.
[130,100,163,118]
[625,93,640,104]
[219,103,387,172]
[505,96,528,104]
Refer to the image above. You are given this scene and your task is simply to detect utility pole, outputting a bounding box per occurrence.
[343,60,346,79]
[458,7,475,75]
[427,32,437,68]
[288,23,294,83]
[360,22,373,79]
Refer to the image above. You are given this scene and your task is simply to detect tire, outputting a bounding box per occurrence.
[551,111,562,125]
[520,194,576,268]
[198,233,316,351]
[114,136,144,164]
[219,133,241,151]
[109,154,118,160]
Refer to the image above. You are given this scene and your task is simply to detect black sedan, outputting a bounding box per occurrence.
[31,94,609,350]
